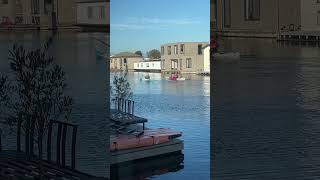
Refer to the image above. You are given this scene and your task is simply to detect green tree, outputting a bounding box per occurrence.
[111,72,132,101]
[134,50,143,57]
[147,49,161,59]
[1,39,73,179]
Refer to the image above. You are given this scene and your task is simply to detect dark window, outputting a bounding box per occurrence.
[180,44,184,53]
[124,58,127,64]
[198,44,202,55]
[168,46,171,55]
[161,46,164,55]
[245,0,260,21]
[88,6,93,19]
[224,0,231,27]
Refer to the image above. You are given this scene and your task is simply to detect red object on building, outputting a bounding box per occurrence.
[1,17,14,28]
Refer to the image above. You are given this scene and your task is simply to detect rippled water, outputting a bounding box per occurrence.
[213,38,320,179]
[111,72,210,180]
[0,32,109,178]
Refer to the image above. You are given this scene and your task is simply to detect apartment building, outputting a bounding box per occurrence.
[301,0,320,31]
[0,0,76,28]
[110,52,143,71]
[160,42,209,74]
[76,0,109,31]
[212,0,301,35]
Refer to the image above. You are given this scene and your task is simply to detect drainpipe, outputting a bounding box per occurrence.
[277,0,280,37]
[51,0,57,30]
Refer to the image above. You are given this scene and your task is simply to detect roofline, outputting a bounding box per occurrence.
[160,42,209,46]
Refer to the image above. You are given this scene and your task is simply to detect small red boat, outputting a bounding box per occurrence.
[110,128,182,151]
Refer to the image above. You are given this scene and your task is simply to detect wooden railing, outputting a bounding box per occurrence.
[113,98,135,115]
[16,120,78,169]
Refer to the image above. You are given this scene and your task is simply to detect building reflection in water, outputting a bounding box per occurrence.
[111,152,184,180]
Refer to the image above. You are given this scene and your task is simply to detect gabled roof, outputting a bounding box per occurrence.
[112,52,142,58]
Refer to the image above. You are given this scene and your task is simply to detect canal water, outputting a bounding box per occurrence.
[213,37,320,179]
[0,32,109,178]
[110,72,210,180]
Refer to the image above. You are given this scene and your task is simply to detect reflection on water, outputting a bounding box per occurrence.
[111,72,210,180]
[213,37,320,179]
[111,152,184,180]
[0,32,109,178]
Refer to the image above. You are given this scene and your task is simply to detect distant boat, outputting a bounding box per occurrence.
[165,74,186,81]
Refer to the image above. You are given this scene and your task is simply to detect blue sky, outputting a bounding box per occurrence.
[110,0,210,55]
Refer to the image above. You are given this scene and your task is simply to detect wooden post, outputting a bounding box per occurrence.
[132,101,135,115]
[61,124,67,167]
[47,121,53,161]
[17,120,21,152]
[0,128,2,152]
[30,119,36,156]
[117,98,120,110]
[128,100,131,114]
[124,100,127,113]
[121,99,124,112]
[71,125,78,169]
[25,119,30,157]
[56,123,62,166]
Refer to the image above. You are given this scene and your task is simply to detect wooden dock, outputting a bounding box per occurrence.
[0,150,107,180]
[110,139,184,165]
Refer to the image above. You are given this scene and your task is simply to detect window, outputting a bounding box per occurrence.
[137,63,139,67]
[174,45,178,54]
[186,58,192,68]
[110,59,113,63]
[162,59,165,69]
[179,59,182,70]
[152,63,154,67]
[146,63,149,67]
[171,60,178,69]
[245,0,260,21]
[161,46,164,55]
[87,6,93,19]
[167,46,171,55]
[31,0,40,14]
[99,6,105,19]
[317,10,320,25]
[180,44,184,54]
[123,58,127,64]
[224,0,231,27]
[198,44,203,55]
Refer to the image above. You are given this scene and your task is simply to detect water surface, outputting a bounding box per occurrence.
[213,37,320,179]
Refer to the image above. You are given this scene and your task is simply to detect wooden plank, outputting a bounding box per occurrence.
[56,123,62,166]
[71,126,77,169]
[61,124,67,167]
[110,139,184,164]
[47,121,53,161]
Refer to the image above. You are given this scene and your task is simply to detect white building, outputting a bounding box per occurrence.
[134,60,162,72]
[76,0,109,31]
[301,1,320,31]
[203,45,210,73]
